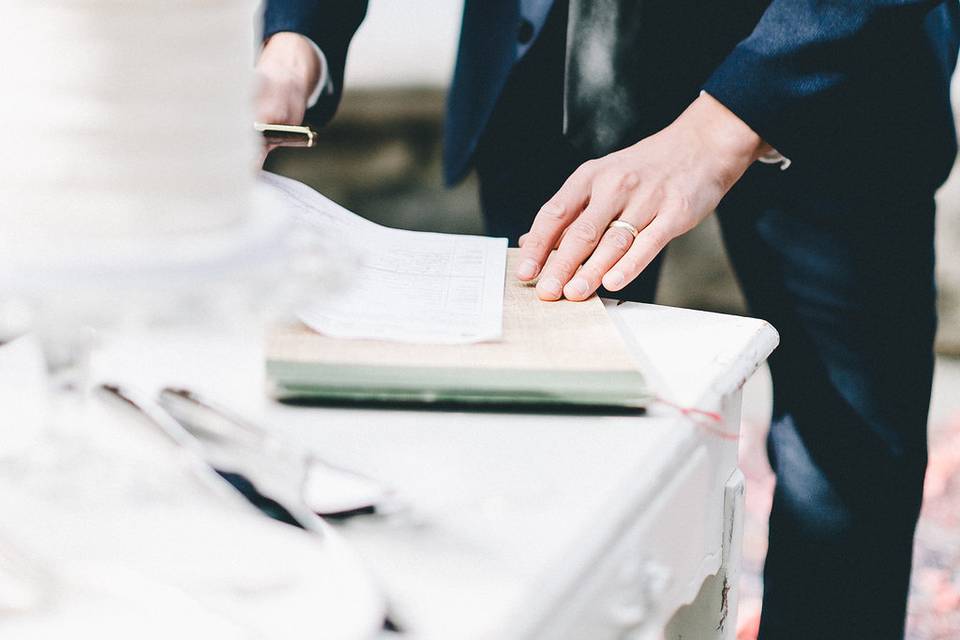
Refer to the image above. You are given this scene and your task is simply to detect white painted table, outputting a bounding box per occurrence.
[1,300,776,639]
[266,301,778,639]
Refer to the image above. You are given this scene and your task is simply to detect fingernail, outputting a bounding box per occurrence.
[517,259,539,280]
[605,271,624,289]
[537,276,562,298]
[565,277,589,299]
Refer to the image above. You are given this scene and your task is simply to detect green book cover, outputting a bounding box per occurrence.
[267,360,649,409]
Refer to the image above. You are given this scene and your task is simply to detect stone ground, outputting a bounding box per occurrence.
[267,86,960,638]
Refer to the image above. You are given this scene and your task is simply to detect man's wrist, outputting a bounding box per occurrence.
[691,92,768,165]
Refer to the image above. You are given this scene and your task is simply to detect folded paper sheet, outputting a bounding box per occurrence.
[260,172,507,344]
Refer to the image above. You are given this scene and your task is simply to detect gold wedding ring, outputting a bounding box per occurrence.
[608,219,640,238]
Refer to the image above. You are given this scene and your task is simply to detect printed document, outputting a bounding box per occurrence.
[259,172,507,344]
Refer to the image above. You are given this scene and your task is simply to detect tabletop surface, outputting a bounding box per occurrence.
[262,302,778,638]
[0,300,778,639]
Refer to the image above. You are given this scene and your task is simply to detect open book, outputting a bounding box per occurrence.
[267,249,650,410]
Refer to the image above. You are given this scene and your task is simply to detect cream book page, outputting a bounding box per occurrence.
[269,251,641,374]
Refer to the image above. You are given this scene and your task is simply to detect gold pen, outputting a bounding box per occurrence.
[254,122,317,148]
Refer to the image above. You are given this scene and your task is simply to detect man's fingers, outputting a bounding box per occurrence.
[562,193,660,299]
[519,229,567,250]
[256,94,305,127]
[562,223,638,301]
[602,216,675,291]
[534,208,611,300]
[535,177,636,300]
[516,164,596,281]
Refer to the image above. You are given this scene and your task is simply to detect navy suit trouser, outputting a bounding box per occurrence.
[722,170,935,640]
[473,31,936,635]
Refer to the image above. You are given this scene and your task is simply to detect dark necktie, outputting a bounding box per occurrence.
[563,0,645,158]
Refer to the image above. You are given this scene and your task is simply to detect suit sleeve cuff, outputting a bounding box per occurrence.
[701,45,803,160]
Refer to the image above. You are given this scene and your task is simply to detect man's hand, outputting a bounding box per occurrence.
[255,32,321,126]
[516,93,770,301]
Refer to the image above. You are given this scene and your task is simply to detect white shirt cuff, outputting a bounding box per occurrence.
[757,148,792,171]
[305,38,333,109]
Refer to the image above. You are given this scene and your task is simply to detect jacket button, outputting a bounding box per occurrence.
[517,19,535,44]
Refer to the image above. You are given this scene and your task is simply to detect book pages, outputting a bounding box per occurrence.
[269,251,640,373]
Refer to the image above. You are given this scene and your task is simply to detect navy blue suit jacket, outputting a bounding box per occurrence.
[263,1,959,193]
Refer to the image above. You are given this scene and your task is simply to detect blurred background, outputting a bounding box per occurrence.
[263,3,960,638]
